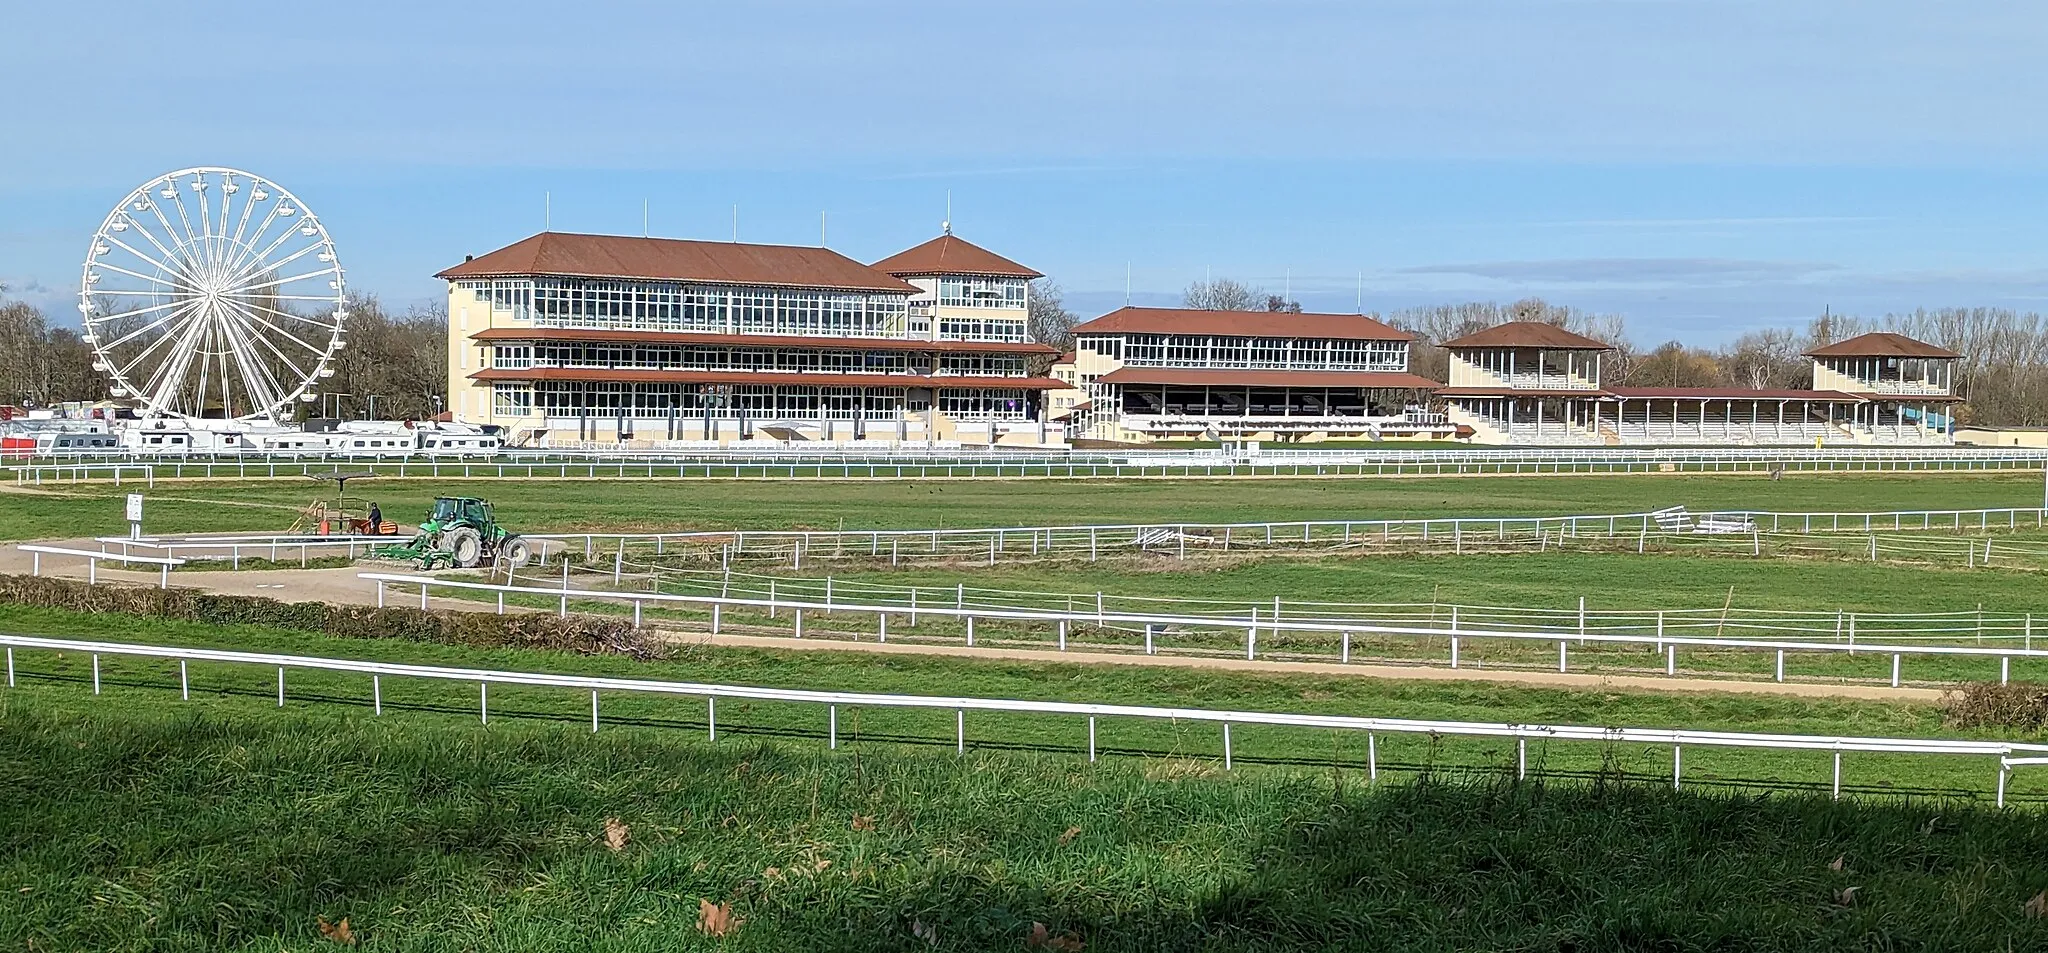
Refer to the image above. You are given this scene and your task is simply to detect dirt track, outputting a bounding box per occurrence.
[0,540,1942,702]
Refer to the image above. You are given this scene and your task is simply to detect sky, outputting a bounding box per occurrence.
[4,0,2048,344]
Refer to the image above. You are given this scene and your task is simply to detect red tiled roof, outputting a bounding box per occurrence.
[1074,308,1415,341]
[1099,368,1440,389]
[871,234,1042,278]
[471,368,1065,390]
[1439,322,1612,350]
[1803,332,1960,359]
[469,326,1056,355]
[1606,386,1867,401]
[437,232,920,293]
[1436,387,1611,398]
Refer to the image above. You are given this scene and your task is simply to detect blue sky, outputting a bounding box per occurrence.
[4,0,2047,343]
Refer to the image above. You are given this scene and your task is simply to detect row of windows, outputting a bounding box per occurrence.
[492,382,1035,420]
[1092,334,1409,372]
[937,276,1027,310]
[489,344,1025,377]
[939,316,1028,343]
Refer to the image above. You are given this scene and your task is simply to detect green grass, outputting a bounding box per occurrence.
[4,471,2042,540]
[7,686,2048,950]
[3,603,2043,803]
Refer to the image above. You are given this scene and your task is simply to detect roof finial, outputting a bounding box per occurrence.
[942,190,952,235]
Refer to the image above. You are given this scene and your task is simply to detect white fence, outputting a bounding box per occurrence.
[514,506,2048,568]
[16,545,184,587]
[2,631,2041,802]
[9,445,2048,482]
[559,563,2048,652]
[361,572,2048,688]
[10,463,154,486]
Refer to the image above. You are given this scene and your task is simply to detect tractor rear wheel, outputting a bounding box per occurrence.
[498,535,532,569]
[445,527,484,568]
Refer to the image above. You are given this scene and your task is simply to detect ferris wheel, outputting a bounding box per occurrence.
[79,167,346,421]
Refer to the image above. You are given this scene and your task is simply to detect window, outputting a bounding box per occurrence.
[938,276,1026,310]
[493,385,533,417]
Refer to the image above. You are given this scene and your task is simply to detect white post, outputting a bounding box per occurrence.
[92,654,100,694]
[956,710,965,754]
[879,613,888,643]
[1367,732,1378,781]
[795,608,804,638]
[829,705,838,749]
[1057,619,1067,651]
[1558,641,1567,672]
[1341,631,1351,664]
[1222,722,1232,770]
[1666,645,1676,675]
[712,603,722,634]
[1450,637,1459,668]
[1672,745,1682,791]
[965,616,975,646]
[372,674,380,714]
[1088,716,1097,762]
[479,682,488,725]
[1891,653,1901,687]
[176,658,184,698]
[1776,649,1785,682]
[276,667,285,707]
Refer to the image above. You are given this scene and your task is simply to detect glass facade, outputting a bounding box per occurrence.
[514,381,1034,421]
[1085,334,1408,372]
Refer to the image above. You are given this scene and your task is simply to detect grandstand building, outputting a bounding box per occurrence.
[1055,308,1447,443]
[1438,323,1958,445]
[439,231,1065,447]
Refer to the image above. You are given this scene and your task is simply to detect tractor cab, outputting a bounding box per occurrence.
[426,496,493,530]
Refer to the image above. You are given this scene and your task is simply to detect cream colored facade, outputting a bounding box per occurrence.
[438,233,1065,448]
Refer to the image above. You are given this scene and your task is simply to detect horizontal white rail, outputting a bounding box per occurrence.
[17,545,184,588]
[360,572,2048,687]
[2,632,2041,802]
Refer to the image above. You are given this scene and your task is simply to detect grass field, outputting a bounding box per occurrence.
[3,604,2042,802]
[7,681,2048,950]
[4,471,2043,541]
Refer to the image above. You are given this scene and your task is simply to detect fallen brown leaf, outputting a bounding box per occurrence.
[852,814,876,831]
[2025,891,2047,919]
[911,919,938,946]
[1025,921,1084,951]
[1834,886,1860,907]
[603,817,630,853]
[813,858,831,872]
[316,916,356,945]
[1828,855,1845,872]
[763,866,781,880]
[698,899,742,937]
[1058,825,1082,845]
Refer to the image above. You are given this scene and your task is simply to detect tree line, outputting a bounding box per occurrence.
[0,287,449,420]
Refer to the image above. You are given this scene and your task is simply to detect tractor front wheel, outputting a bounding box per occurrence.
[445,528,485,568]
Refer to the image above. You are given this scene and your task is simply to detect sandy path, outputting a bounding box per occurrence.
[0,539,1942,702]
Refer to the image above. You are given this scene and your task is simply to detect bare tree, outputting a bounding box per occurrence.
[1262,294,1303,313]
[1027,279,1079,352]
[324,293,449,419]
[1183,278,1264,311]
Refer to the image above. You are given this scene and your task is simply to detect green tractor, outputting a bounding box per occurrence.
[372,497,532,571]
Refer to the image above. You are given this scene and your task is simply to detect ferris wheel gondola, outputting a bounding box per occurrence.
[79,167,346,421]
